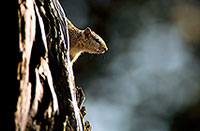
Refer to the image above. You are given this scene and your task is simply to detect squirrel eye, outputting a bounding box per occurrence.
[84,27,91,35]
[95,38,101,44]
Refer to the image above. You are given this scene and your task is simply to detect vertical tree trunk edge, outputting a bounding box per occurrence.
[13,0,92,130]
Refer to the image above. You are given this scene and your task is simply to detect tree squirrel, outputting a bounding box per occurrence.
[66,18,108,64]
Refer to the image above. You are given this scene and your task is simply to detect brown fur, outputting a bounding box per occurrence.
[66,18,108,64]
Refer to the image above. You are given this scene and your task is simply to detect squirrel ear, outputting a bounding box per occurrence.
[84,27,91,35]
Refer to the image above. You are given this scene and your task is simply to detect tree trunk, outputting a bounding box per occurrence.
[14,0,91,130]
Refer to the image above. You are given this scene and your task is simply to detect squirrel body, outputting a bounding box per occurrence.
[66,18,108,63]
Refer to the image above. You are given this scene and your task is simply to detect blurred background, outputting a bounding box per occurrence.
[61,0,200,130]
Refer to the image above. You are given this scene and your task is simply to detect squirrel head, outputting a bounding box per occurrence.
[67,17,108,63]
[81,27,108,54]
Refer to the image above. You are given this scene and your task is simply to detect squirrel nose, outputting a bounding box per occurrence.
[105,45,108,51]
[100,40,108,52]
[102,43,108,52]
[98,45,108,53]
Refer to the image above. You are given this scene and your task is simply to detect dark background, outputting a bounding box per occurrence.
[61,0,200,130]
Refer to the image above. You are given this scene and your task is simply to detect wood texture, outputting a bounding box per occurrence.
[15,0,90,130]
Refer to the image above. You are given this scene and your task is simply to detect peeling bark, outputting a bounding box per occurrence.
[15,0,91,130]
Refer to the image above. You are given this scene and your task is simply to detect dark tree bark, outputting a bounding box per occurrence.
[14,0,91,130]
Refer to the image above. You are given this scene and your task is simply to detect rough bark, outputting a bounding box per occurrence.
[15,0,91,130]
